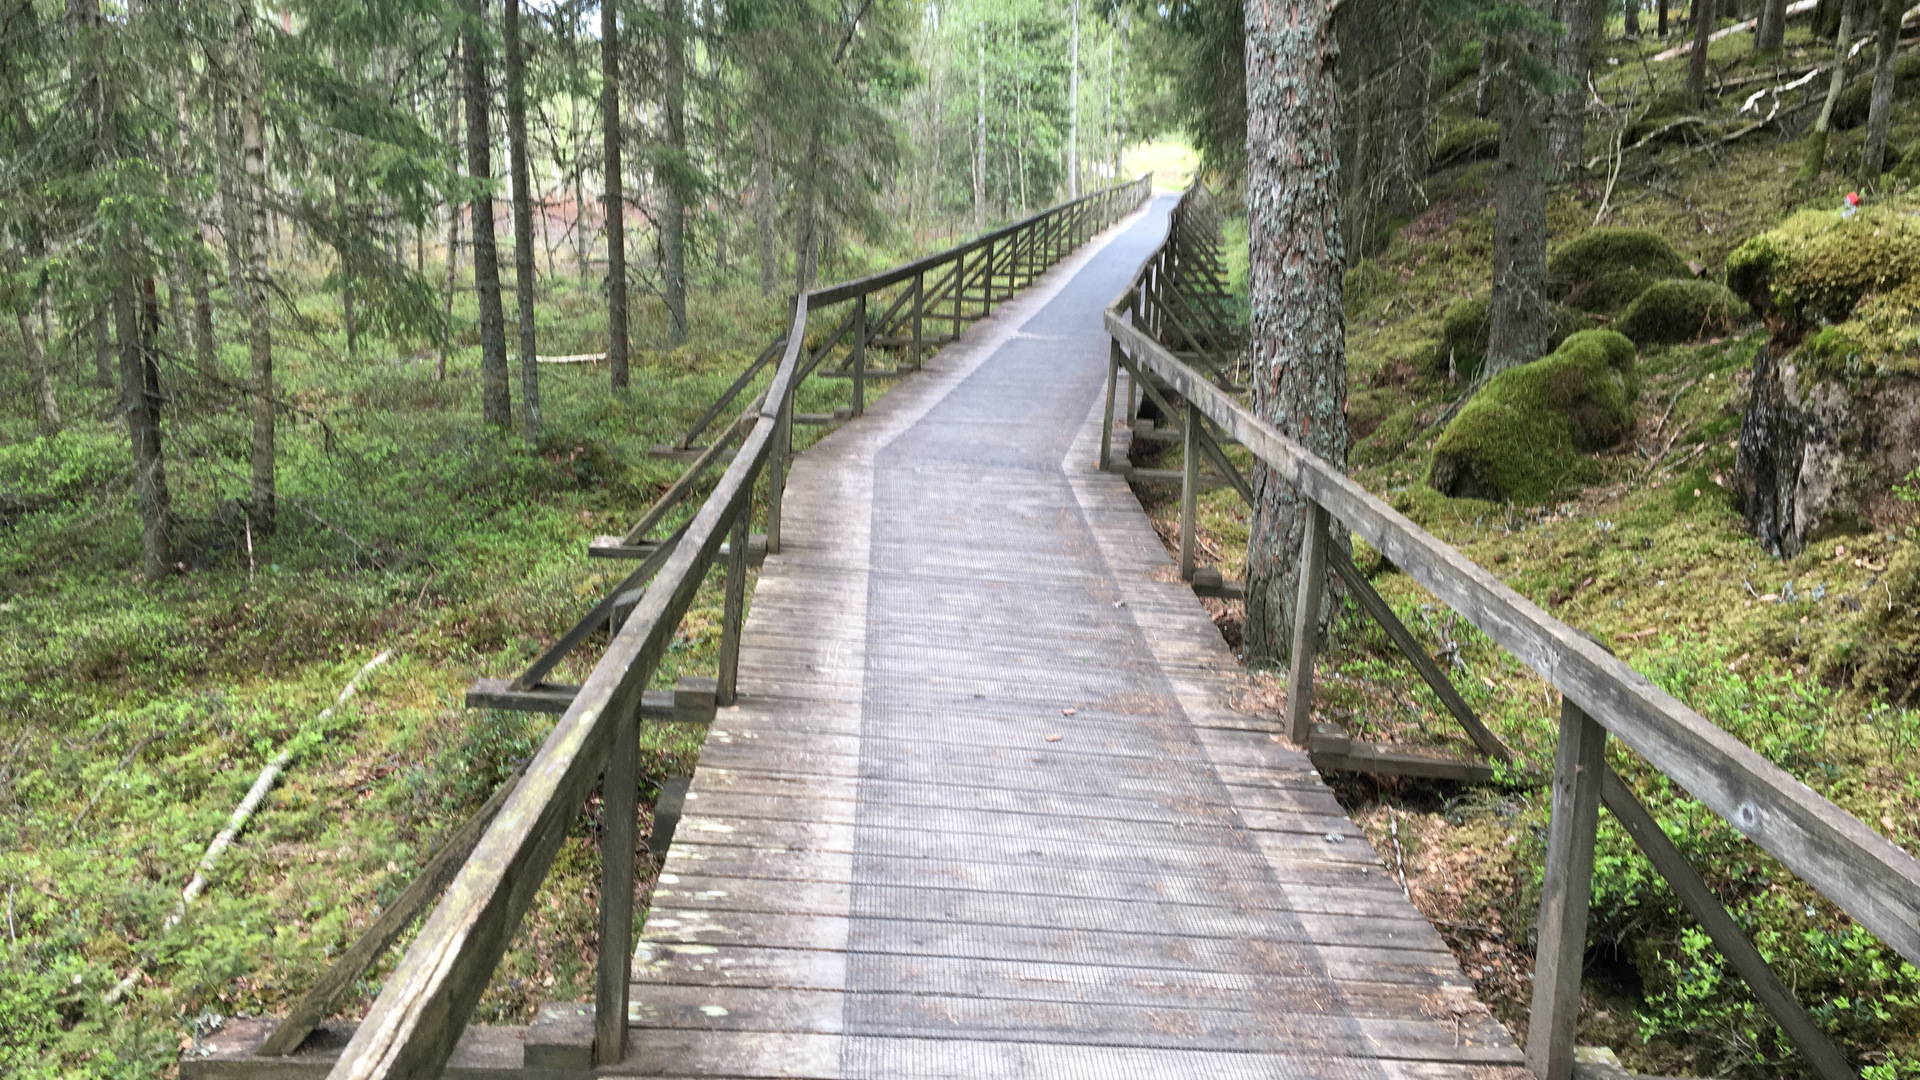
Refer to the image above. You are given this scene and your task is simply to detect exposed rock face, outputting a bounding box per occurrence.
[1728,205,1920,557]
[1735,344,1920,557]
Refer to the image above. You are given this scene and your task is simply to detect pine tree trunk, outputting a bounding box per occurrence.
[465,0,512,428]
[1242,0,1349,667]
[213,98,251,322]
[18,308,60,435]
[1549,0,1595,175]
[974,31,986,233]
[1067,0,1080,199]
[238,2,275,532]
[662,0,688,345]
[753,115,776,297]
[1803,0,1859,176]
[793,131,822,295]
[1659,0,1669,37]
[1756,0,1787,51]
[1486,24,1552,378]
[704,0,727,277]
[1626,0,1642,37]
[1863,0,1901,174]
[1689,0,1715,103]
[93,305,113,387]
[506,0,541,445]
[1388,6,1432,218]
[342,276,357,357]
[170,48,217,380]
[442,41,461,382]
[115,281,171,581]
[603,0,629,390]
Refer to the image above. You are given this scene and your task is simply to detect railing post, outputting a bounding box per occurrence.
[910,271,924,371]
[850,293,866,418]
[765,387,790,555]
[1179,404,1199,581]
[716,505,749,707]
[1526,698,1608,1080]
[952,246,965,338]
[981,237,995,315]
[1285,502,1329,745]
[593,707,638,1066]
[1100,339,1120,472]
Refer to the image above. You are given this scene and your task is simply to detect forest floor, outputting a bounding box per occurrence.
[0,242,929,1077]
[1124,20,1920,1080]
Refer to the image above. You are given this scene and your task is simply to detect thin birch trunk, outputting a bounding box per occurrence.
[506,0,541,444]
[237,1,275,532]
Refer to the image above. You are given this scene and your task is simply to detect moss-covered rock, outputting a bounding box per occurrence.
[1431,118,1499,169]
[1624,89,1703,145]
[1548,228,1693,314]
[1429,330,1638,502]
[1818,542,1920,702]
[1616,279,1748,344]
[1725,206,1920,344]
[1432,296,1593,379]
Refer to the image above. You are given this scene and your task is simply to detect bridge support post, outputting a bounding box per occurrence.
[766,388,789,555]
[910,272,924,371]
[717,507,749,707]
[1285,503,1329,745]
[1179,404,1199,581]
[1526,698,1607,1080]
[593,708,639,1067]
[952,247,965,339]
[851,293,866,418]
[1100,340,1120,472]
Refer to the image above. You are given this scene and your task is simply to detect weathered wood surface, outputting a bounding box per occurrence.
[627,198,1525,1078]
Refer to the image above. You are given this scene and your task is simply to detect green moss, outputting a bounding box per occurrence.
[1430,295,1595,378]
[1831,54,1920,130]
[1616,279,1748,344]
[1428,330,1638,502]
[1818,542,1920,702]
[1548,228,1693,314]
[1725,205,1920,335]
[1625,89,1703,145]
[1431,118,1499,168]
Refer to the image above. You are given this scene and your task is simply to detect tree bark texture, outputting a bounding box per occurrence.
[1243,0,1350,667]
[170,56,217,379]
[1549,0,1596,175]
[1626,0,1642,37]
[465,0,511,427]
[1067,0,1080,199]
[506,0,541,444]
[603,0,629,389]
[442,40,461,382]
[1388,4,1432,219]
[1863,0,1902,174]
[662,0,688,345]
[1486,25,1551,378]
[1804,0,1859,176]
[238,2,275,532]
[1756,0,1787,50]
[18,307,61,435]
[974,31,986,233]
[116,281,171,581]
[1689,0,1714,103]
[754,115,776,297]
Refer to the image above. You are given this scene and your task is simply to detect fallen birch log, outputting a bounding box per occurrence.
[1651,0,1817,60]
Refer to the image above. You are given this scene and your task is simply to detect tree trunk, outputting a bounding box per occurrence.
[1486,23,1552,378]
[1756,0,1787,49]
[1067,0,1080,198]
[704,0,727,277]
[238,1,275,533]
[1388,5,1432,218]
[662,0,688,345]
[1863,0,1902,174]
[1689,0,1714,103]
[753,115,776,297]
[18,306,61,435]
[93,305,113,387]
[1242,0,1349,667]
[1659,0,1669,36]
[1549,0,1596,175]
[1803,0,1859,177]
[170,55,217,380]
[465,0,512,428]
[974,30,986,233]
[442,41,461,382]
[793,130,822,295]
[116,281,171,581]
[214,98,250,321]
[1626,0,1642,36]
[506,0,541,445]
[603,0,629,390]
[342,275,357,356]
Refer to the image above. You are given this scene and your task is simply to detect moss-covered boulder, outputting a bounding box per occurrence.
[1548,228,1693,314]
[1429,330,1638,502]
[1819,542,1920,703]
[1616,279,1748,344]
[1728,204,1920,556]
[1432,295,1592,379]
[1431,118,1499,169]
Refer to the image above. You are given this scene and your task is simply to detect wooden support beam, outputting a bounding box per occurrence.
[1306,724,1496,784]
[1190,567,1245,601]
[588,533,766,565]
[1286,504,1331,746]
[465,678,717,724]
[1528,699,1608,1080]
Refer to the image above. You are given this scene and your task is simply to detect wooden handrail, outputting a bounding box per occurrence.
[1106,181,1906,1080]
[320,174,1152,1080]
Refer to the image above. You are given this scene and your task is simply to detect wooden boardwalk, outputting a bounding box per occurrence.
[624,199,1528,1079]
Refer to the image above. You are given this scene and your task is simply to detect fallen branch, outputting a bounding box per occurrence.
[103,651,393,1005]
[532,352,606,365]
[1652,0,1818,60]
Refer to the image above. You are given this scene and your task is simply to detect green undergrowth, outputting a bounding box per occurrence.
[0,250,933,1076]
[1154,24,1920,1075]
